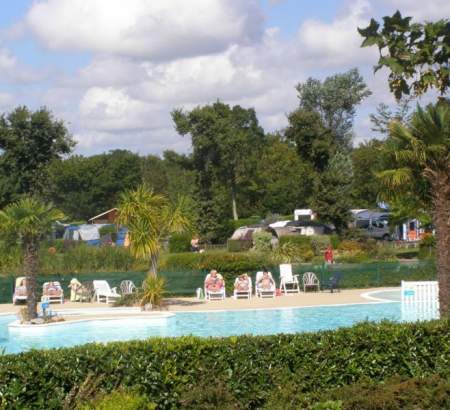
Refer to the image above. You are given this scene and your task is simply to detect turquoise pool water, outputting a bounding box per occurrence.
[0,302,402,354]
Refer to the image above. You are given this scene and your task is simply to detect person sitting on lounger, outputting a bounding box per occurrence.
[204,270,224,292]
[234,274,250,292]
[258,270,275,290]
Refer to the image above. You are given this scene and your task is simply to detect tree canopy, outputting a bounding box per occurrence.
[359,11,450,99]
[0,107,75,206]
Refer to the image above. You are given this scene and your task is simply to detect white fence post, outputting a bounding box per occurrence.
[401,281,439,322]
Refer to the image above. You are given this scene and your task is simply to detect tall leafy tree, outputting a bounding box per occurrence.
[172,101,265,224]
[351,140,385,207]
[46,150,142,220]
[378,102,450,315]
[0,198,64,319]
[359,11,449,99]
[295,68,371,146]
[311,151,354,233]
[117,184,190,276]
[284,109,333,172]
[0,107,75,206]
[370,98,413,135]
[359,11,450,316]
[255,135,314,214]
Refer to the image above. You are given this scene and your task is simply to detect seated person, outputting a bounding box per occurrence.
[15,278,27,296]
[258,270,275,290]
[234,274,250,292]
[191,237,200,252]
[43,281,62,296]
[204,270,224,292]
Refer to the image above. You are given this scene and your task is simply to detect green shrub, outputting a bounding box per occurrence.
[310,235,331,256]
[169,233,192,253]
[279,235,312,247]
[419,234,436,259]
[278,236,314,262]
[329,234,341,249]
[226,239,252,252]
[252,231,272,252]
[78,390,155,410]
[0,320,449,409]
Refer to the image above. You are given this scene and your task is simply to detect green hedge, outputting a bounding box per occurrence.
[168,233,192,253]
[1,320,449,409]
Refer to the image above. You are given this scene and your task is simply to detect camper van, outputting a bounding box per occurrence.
[351,210,393,240]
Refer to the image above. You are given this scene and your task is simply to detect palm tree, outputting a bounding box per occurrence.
[0,198,64,319]
[378,102,450,316]
[117,184,191,276]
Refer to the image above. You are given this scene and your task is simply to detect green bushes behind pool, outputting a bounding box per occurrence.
[1,320,449,409]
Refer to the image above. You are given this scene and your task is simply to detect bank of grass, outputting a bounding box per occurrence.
[1,319,449,409]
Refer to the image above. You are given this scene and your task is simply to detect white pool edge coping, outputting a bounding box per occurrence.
[8,312,175,328]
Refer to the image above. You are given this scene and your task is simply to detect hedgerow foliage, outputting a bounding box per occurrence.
[0,320,448,409]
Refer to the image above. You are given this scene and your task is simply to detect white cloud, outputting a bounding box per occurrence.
[296,0,378,67]
[26,0,263,60]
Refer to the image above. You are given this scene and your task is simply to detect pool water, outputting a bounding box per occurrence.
[0,302,403,354]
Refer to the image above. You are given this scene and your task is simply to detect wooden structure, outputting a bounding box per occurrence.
[88,208,118,224]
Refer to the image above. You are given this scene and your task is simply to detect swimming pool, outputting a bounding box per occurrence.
[1,301,405,354]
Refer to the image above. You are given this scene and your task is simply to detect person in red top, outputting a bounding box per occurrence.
[324,245,334,264]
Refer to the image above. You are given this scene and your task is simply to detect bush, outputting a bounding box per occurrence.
[226,239,252,252]
[78,390,156,410]
[0,320,449,409]
[310,235,331,256]
[419,233,436,259]
[252,231,272,253]
[98,225,118,243]
[278,236,314,262]
[169,233,192,253]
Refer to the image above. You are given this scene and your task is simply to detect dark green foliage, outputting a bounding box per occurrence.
[359,11,450,99]
[168,233,192,253]
[279,235,312,248]
[230,216,261,230]
[0,107,75,206]
[351,140,384,207]
[46,150,142,220]
[0,320,449,409]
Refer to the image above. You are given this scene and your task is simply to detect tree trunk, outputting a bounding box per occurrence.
[149,253,158,278]
[433,174,450,317]
[24,239,39,320]
[231,189,238,221]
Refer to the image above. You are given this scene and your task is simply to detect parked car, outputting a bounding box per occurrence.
[355,218,393,240]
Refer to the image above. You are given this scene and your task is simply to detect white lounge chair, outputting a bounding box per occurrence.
[233,275,252,299]
[255,271,276,298]
[13,276,27,304]
[42,281,64,304]
[204,273,226,301]
[93,280,121,303]
[279,264,300,295]
[120,280,136,295]
[303,272,320,292]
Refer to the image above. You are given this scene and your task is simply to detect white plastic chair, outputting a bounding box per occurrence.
[120,280,136,295]
[204,273,226,301]
[279,264,300,295]
[302,272,320,292]
[93,280,121,303]
[233,276,252,299]
[255,271,276,298]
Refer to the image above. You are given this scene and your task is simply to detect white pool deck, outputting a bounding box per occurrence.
[0,287,399,324]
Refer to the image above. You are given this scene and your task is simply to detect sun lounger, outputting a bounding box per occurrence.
[204,273,226,301]
[42,281,64,303]
[12,276,27,304]
[255,271,276,298]
[303,272,320,292]
[120,280,136,295]
[279,264,300,295]
[93,280,121,303]
[233,275,252,299]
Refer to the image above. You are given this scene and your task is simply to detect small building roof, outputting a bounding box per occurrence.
[88,208,118,222]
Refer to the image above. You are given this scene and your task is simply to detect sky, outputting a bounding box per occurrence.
[0,0,448,156]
